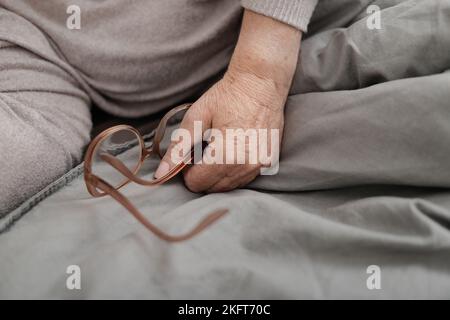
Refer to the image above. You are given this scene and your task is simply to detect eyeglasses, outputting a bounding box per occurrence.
[84,103,227,242]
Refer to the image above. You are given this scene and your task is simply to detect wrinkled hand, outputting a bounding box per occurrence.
[154,69,286,193]
[154,10,301,193]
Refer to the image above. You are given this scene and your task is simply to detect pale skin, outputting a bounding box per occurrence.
[154,10,302,193]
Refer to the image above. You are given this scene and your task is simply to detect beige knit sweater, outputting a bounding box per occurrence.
[0,0,318,117]
[242,0,318,31]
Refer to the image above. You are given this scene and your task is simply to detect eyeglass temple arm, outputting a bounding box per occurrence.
[91,176,227,242]
[99,153,190,186]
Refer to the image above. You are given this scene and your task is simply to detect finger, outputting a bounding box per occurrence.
[205,165,260,193]
[183,161,228,193]
[182,142,256,193]
[154,103,211,179]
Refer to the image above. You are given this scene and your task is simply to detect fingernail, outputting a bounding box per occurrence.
[154,161,170,179]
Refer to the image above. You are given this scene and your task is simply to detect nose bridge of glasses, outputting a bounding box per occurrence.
[142,147,152,158]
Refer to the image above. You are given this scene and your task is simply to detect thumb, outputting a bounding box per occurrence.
[154,103,211,179]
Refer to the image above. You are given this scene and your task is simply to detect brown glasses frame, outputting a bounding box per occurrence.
[84,103,227,242]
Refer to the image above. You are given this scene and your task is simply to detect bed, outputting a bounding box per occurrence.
[1,0,449,299]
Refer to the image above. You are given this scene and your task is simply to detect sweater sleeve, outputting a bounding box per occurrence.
[241,0,318,32]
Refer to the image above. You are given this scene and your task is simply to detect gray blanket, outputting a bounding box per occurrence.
[1,0,450,299]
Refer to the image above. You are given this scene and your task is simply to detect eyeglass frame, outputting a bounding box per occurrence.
[83,103,227,242]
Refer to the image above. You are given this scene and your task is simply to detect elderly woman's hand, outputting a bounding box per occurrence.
[155,10,302,193]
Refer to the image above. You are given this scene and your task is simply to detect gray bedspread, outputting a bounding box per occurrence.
[1,0,450,299]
